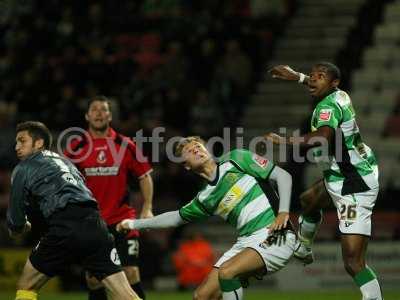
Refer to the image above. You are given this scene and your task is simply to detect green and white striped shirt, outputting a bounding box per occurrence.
[311,90,379,195]
[179,149,276,236]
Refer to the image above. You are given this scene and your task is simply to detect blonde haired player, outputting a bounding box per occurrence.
[118,136,300,300]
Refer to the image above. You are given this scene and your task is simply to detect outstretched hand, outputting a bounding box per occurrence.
[264,133,286,145]
[116,219,133,234]
[268,65,300,81]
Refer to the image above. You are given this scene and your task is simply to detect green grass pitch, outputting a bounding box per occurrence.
[1,290,400,299]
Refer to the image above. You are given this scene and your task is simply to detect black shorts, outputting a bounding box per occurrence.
[29,203,122,281]
[108,225,140,267]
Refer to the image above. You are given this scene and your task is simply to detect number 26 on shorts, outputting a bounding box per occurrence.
[339,204,357,220]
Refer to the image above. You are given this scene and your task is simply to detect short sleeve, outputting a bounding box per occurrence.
[126,138,153,178]
[179,198,211,222]
[229,149,275,180]
[314,103,342,130]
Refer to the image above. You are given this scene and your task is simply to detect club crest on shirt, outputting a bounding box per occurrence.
[319,109,332,121]
[97,150,107,164]
[252,154,268,168]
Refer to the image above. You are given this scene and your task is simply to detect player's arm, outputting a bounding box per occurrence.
[7,166,31,238]
[138,172,154,218]
[117,196,210,233]
[268,65,309,85]
[125,137,154,218]
[267,166,292,232]
[117,210,187,233]
[265,126,335,149]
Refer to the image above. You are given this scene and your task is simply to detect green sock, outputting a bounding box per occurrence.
[219,278,242,292]
[354,266,377,287]
[354,266,383,300]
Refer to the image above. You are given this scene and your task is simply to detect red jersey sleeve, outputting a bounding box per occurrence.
[125,138,152,178]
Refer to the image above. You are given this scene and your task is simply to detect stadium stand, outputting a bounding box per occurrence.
[0,0,399,292]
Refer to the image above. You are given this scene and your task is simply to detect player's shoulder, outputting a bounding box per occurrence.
[64,133,90,158]
[11,162,25,183]
[113,131,136,147]
[11,153,40,183]
[220,148,260,167]
[220,149,248,163]
[317,90,348,111]
[332,90,351,107]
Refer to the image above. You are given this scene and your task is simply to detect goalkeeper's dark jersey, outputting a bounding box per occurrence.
[7,150,97,233]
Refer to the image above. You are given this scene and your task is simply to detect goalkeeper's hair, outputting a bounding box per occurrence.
[16,121,52,149]
[174,136,206,157]
[314,62,341,81]
[87,95,112,112]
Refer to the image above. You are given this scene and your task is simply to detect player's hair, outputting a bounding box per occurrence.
[174,136,206,157]
[16,121,52,149]
[314,62,341,81]
[87,95,112,112]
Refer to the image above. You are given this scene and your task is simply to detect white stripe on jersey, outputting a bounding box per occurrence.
[236,194,271,229]
[341,119,359,137]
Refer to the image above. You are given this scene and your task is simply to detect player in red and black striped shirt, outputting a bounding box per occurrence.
[64,96,153,300]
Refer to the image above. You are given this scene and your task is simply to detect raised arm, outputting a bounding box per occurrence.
[265,126,335,149]
[268,65,309,86]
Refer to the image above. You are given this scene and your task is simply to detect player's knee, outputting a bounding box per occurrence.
[17,276,37,291]
[193,287,211,300]
[299,192,311,209]
[123,266,140,284]
[86,275,103,290]
[343,255,364,276]
[218,263,236,280]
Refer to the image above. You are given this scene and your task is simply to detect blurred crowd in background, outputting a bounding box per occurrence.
[1,0,400,289]
[0,0,297,286]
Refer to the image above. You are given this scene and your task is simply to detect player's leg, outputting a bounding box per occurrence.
[193,268,222,300]
[295,179,330,264]
[338,187,383,300]
[113,230,145,299]
[86,272,105,300]
[218,248,265,300]
[15,259,50,300]
[101,271,141,300]
[123,266,145,299]
[341,235,383,300]
[80,210,141,300]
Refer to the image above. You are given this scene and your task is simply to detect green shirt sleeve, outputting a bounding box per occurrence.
[314,102,342,130]
[229,149,275,179]
[179,197,211,222]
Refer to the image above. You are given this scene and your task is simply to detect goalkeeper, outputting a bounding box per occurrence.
[117,136,300,300]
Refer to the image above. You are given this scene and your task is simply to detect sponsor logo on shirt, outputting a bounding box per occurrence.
[216,185,243,217]
[319,109,332,121]
[252,154,268,168]
[84,166,119,176]
[110,248,121,265]
[97,150,107,164]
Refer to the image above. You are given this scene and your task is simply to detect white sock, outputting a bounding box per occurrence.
[298,214,322,245]
[222,287,243,300]
[360,279,383,300]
